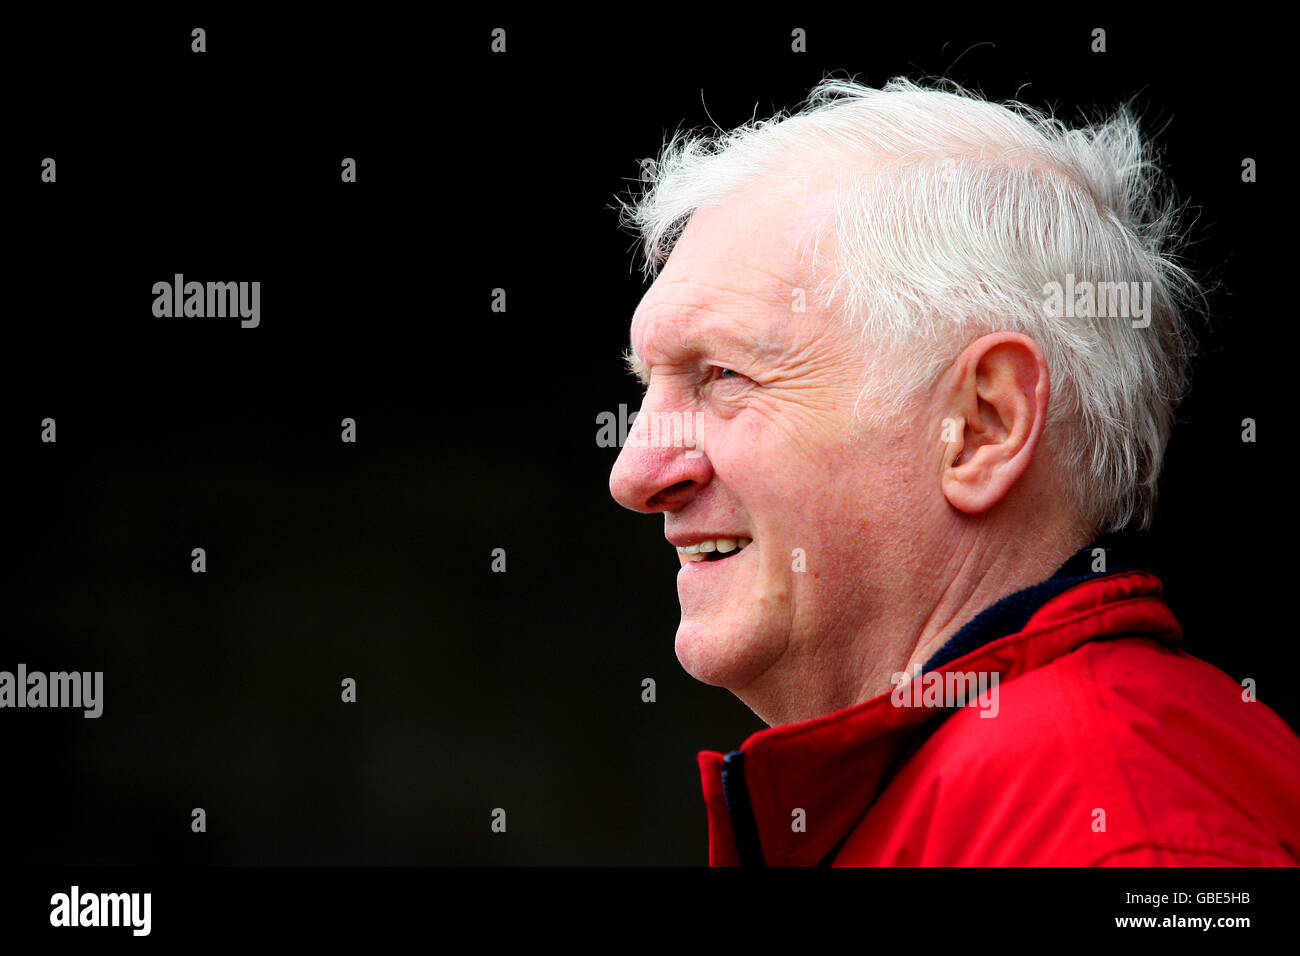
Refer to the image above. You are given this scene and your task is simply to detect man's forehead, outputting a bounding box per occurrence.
[629,181,835,361]
[628,260,796,374]
[667,177,833,281]
[631,294,773,362]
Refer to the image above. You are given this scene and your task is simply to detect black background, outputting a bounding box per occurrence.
[1,11,1287,871]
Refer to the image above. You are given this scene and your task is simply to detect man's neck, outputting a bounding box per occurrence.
[902,519,1095,680]
[736,520,1094,728]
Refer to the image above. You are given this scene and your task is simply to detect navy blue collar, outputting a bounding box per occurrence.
[921,532,1151,673]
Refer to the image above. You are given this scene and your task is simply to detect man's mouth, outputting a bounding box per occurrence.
[677,537,752,563]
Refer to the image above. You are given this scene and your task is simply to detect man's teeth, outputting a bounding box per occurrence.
[678,537,752,562]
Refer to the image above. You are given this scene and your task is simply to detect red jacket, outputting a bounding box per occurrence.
[697,569,1300,865]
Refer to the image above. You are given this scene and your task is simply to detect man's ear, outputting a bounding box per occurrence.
[939,332,1050,515]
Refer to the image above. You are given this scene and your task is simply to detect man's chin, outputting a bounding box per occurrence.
[674,618,781,689]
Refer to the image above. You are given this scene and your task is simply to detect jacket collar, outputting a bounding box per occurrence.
[920,531,1146,672]
[696,554,1182,867]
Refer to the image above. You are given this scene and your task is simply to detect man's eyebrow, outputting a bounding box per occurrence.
[623,319,770,387]
[623,348,650,386]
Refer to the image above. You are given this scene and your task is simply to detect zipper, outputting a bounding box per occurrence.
[721,750,766,866]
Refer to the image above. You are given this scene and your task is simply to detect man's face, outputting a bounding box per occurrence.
[609,179,937,713]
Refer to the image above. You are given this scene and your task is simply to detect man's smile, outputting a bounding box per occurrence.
[670,533,753,566]
[676,537,754,570]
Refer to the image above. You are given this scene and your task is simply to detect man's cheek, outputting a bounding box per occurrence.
[774,410,850,463]
[734,407,836,470]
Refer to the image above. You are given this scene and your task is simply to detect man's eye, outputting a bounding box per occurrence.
[718,367,741,379]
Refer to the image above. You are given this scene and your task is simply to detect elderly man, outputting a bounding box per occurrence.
[609,78,1300,866]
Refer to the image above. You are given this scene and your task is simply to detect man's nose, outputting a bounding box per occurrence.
[608,401,712,513]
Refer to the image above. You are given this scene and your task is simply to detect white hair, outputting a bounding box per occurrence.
[620,77,1204,534]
